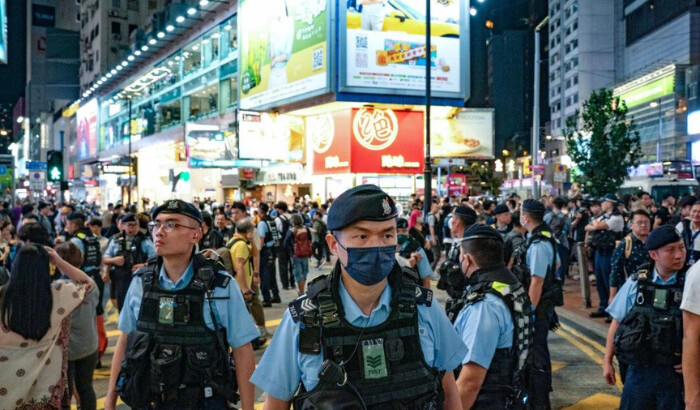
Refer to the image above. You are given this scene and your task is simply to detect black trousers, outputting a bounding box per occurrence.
[529,319,552,410]
[67,350,98,410]
[277,249,294,289]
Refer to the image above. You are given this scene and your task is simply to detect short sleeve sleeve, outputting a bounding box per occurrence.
[682,263,700,315]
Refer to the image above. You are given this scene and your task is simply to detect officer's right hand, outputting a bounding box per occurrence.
[104,392,117,410]
[603,362,616,385]
[113,256,125,266]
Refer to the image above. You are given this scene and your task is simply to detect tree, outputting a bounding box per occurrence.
[563,89,643,197]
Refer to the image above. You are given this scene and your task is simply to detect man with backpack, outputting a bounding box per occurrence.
[544,197,571,283]
[274,201,295,291]
[452,224,534,409]
[283,214,312,294]
[311,211,329,268]
[257,203,281,307]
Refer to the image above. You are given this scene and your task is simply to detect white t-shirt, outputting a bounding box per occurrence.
[682,261,700,315]
[676,221,700,253]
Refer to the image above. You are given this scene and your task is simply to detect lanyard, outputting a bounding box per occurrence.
[689,228,700,251]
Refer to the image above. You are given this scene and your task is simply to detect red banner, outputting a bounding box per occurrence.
[310,108,424,175]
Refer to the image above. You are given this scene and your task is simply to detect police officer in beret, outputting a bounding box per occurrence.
[492,203,513,238]
[519,199,560,410]
[603,225,687,410]
[453,225,534,409]
[396,217,433,288]
[439,206,478,300]
[102,213,156,311]
[251,184,467,409]
[105,200,259,410]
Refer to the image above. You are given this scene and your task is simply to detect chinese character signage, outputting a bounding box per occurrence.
[431,109,494,159]
[310,108,424,175]
[340,0,467,98]
[76,99,98,161]
[239,0,328,110]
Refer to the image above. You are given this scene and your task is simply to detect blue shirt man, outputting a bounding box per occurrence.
[603,225,686,410]
[251,184,467,409]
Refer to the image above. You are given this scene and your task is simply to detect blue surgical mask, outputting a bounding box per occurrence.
[336,239,396,286]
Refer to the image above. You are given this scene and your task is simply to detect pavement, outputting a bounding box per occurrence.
[82,256,623,410]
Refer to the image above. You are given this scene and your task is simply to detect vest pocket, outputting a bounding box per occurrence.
[182,345,214,384]
[150,344,183,393]
[649,316,680,362]
[117,331,153,408]
[614,312,650,364]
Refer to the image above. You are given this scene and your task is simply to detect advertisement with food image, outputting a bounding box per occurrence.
[185,123,237,168]
[239,0,328,109]
[238,111,304,162]
[432,109,494,159]
[343,0,464,95]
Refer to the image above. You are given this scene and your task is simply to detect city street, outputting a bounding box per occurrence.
[93,262,622,410]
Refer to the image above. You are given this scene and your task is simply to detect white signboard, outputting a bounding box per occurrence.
[29,171,46,191]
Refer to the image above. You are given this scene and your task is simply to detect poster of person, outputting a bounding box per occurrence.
[76,99,98,161]
[432,109,494,159]
[239,0,328,109]
[344,0,463,94]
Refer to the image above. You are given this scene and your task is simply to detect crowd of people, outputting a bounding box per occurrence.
[0,186,697,410]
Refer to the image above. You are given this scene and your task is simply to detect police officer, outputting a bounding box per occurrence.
[105,200,259,410]
[438,206,478,300]
[251,185,467,409]
[65,212,105,320]
[585,194,624,319]
[256,202,281,307]
[519,199,560,410]
[396,217,432,288]
[102,213,156,311]
[492,203,513,238]
[603,225,686,410]
[453,225,534,409]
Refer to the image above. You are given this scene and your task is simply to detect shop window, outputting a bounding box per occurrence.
[201,29,220,68]
[187,84,219,121]
[158,99,181,130]
[155,53,181,91]
[222,16,238,58]
[221,78,238,108]
[183,39,203,77]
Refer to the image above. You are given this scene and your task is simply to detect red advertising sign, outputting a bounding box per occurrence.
[310,108,424,175]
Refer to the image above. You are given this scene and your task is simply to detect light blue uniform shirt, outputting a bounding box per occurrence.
[525,233,559,278]
[606,269,679,321]
[416,248,432,279]
[453,291,514,369]
[118,260,259,349]
[103,235,156,259]
[250,278,468,401]
[257,220,275,248]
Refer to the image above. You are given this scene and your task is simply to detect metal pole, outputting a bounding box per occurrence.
[532,17,548,200]
[423,0,432,214]
[127,98,132,207]
[656,100,662,161]
[576,242,592,308]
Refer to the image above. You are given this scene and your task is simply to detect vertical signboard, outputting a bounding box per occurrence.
[76,99,98,160]
[340,0,468,98]
[0,0,7,64]
[239,0,329,110]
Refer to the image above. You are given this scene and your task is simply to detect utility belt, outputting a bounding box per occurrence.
[261,245,278,263]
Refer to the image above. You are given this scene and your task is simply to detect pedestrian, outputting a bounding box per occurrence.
[677,200,700,267]
[682,256,700,409]
[311,210,329,267]
[105,199,259,410]
[519,199,561,410]
[544,197,572,282]
[604,225,686,410]
[256,202,281,307]
[425,200,442,270]
[653,193,676,228]
[199,211,224,252]
[586,194,624,319]
[274,201,295,290]
[215,212,233,244]
[452,225,534,409]
[55,241,99,410]
[251,184,467,408]
[284,213,311,294]
[396,217,432,287]
[0,245,94,408]
[101,213,155,311]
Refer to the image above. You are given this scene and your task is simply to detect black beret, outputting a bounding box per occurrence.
[327,184,397,231]
[462,224,504,243]
[454,206,477,225]
[66,212,86,222]
[646,225,682,251]
[603,193,618,203]
[522,199,545,214]
[493,203,510,215]
[120,213,137,223]
[151,199,203,224]
[396,218,409,229]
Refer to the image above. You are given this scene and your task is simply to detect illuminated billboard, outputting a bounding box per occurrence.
[238,0,329,110]
[0,0,7,64]
[76,99,98,161]
[238,111,304,161]
[340,0,468,98]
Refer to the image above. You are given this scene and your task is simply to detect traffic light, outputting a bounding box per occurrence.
[47,150,63,182]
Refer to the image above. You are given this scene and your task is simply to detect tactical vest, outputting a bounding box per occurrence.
[262,215,280,247]
[289,263,444,410]
[524,224,563,314]
[588,214,619,254]
[118,255,238,409]
[73,229,102,271]
[614,264,685,367]
[113,232,148,278]
[437,241,466,301]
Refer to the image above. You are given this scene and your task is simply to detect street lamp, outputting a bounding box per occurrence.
[423,0,432,215]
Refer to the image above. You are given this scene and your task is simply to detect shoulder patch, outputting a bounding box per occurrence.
[213,272,231,289]
[415,286,433,307]
[288,295,317,323]
[76,232,86,239]
[540,231,552,238]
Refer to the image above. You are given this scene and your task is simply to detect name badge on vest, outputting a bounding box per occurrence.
[362,338,388,379]
[159,297,175,325]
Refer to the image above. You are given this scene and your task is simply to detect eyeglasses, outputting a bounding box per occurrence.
[148,221,199,233]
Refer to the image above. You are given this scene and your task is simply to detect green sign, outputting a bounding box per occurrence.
[617,75,675,108]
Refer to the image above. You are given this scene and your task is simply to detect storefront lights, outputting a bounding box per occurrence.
[116,65,123,71]
[157,31,165,39]
[134,50,142,56]
[199,0,209,6]
[187,7,197,15]
[141,45,149,51]
[176,15,185,23]
[224,24,232,31]
[166,24,175,32]
[149,38,157,45]
[121,61,129,67]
